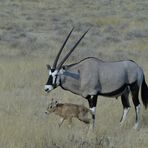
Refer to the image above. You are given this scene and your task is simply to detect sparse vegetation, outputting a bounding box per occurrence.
[0,0,148,148]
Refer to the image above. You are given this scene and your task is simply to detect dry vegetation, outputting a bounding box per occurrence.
[0,0,148,147]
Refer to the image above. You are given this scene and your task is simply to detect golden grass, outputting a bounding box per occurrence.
[95,16,128,26]
[0,0,148,147]
[0,56,148,148]
[129,39,148,50]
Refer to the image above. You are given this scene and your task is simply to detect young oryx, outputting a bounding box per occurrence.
[45,98,92,127]
[44,28,148,130]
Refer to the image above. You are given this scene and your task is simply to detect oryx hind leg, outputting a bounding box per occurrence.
[130,83,141,130]
[120,87,130,126]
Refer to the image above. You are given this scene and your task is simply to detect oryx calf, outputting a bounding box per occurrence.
[45,99,92,127]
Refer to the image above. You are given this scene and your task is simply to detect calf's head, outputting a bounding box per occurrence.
[45,99,58,115]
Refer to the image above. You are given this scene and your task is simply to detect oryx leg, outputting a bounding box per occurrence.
[130,84,141,130]
[120,87,130,126]
[87,95,97,129]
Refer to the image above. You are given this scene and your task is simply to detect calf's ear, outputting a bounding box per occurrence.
[55,101,58,106]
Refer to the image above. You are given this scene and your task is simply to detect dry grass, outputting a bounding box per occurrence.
[0,0,148,147]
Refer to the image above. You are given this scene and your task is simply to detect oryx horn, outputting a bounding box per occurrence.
[52,27,74,69]
[57,28,89,69]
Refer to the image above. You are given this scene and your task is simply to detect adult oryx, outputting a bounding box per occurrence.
[44,28,148,129]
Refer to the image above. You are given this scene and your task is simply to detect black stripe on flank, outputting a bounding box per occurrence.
[98,84,127,97]
[98,81,137,97]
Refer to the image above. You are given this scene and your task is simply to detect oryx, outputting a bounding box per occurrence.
[44,28,148,129]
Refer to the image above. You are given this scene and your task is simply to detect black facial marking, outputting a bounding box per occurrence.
[54,75,58,85]
[46,75,53,85]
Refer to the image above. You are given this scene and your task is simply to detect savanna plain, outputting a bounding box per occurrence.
[0,0,148,148]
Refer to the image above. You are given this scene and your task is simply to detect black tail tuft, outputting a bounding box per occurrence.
[141,75,148,109]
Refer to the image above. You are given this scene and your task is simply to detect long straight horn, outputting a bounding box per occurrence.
[57,28,89,69]
[52,27,74,69]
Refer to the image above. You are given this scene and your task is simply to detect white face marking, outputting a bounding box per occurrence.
[44,85,53,93]
[49,70,58,76]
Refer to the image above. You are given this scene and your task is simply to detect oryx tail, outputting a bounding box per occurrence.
[141,75,148,108]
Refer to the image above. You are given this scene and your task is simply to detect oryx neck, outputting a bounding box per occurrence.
[63,71,80,80]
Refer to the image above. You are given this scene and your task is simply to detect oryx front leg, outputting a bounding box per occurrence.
[87,95,97,130]
[90,107,96,129]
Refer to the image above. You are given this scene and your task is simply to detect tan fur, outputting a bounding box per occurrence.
[45,99,92,127]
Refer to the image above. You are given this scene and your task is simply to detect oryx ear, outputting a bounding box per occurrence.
[46,64,51,70]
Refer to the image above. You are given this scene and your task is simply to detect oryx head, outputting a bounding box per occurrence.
[44,27,89,93]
